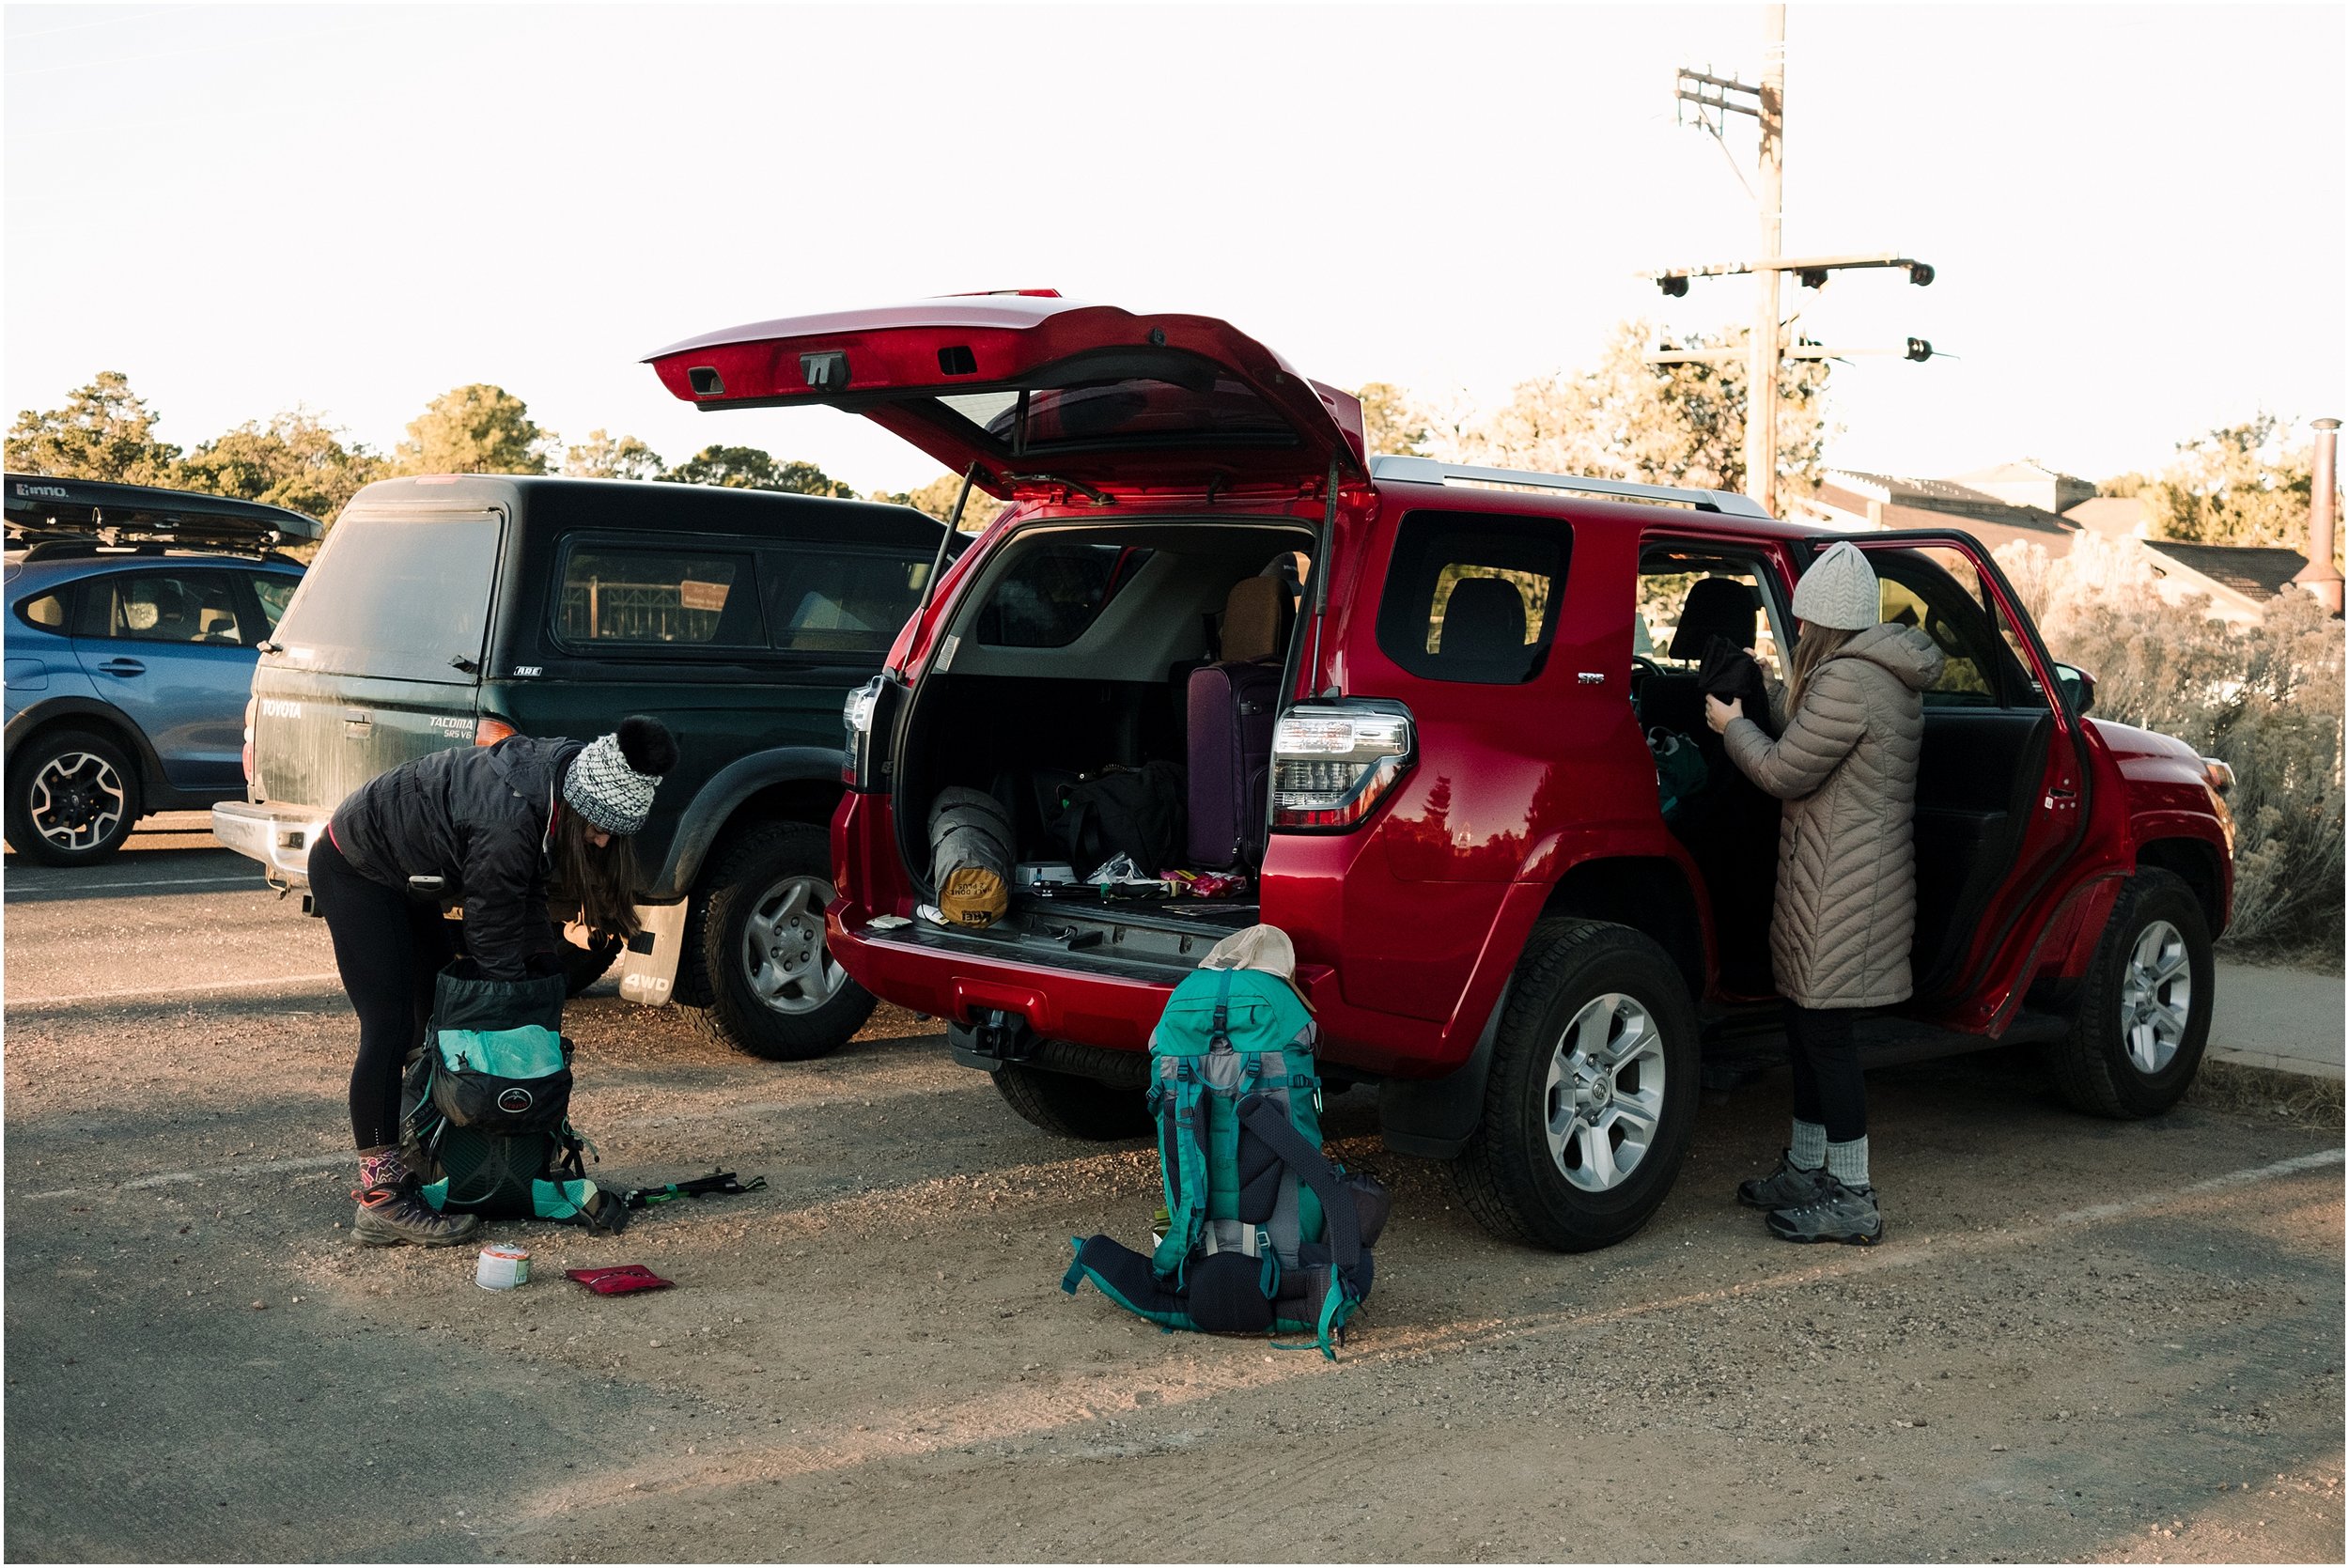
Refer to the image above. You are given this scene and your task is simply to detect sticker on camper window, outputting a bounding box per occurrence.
[677,578,731,613]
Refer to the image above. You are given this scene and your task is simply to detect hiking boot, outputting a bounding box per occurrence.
[352,1184,481,1247]
[1766,1175,1885,1246]
[1735,1151,1832,1211]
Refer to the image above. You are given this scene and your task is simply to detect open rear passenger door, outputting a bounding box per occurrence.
[1802,532,2092,1033]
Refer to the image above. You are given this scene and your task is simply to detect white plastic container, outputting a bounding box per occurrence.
[475,1245,531,1290]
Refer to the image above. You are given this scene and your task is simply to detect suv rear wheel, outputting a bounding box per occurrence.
[688,821,876,1062]
[2048,868,2213,1118]
[8,728,139,866]
[1452,918,1699,1252]
[992,1063,1154,1141]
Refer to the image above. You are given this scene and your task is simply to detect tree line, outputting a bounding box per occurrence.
[1,373,1008,535]
[7,326,2324,556]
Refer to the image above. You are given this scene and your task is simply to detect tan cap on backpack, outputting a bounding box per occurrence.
[1199,923,1315,1013]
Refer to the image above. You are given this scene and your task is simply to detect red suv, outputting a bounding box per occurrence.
[648,294,2234,1252]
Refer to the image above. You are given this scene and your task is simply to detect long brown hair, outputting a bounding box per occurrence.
[552,806,642,943]
[1786,622,1859,711]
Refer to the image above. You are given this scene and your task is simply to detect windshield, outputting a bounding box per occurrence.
[272,508,501,682]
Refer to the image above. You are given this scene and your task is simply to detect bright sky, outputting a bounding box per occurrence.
[6,3,2343,497]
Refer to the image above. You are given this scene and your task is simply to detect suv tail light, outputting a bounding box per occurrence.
[474,716,518,746]
[1271,702,1415,831]
[241,694,256,784]
[843,675,902,791]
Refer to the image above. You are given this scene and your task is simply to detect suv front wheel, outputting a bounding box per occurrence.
[2048,867,2213,1118]
[1453,918,1700,1252]
[688,821,877,1062]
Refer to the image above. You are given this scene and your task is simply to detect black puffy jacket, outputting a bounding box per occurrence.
[329,736,584,982]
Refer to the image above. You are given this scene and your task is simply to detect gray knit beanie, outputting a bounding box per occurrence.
[1791,541,1882,632]
[563,716,677,836]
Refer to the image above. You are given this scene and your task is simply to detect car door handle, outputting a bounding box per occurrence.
[95,658,147,676]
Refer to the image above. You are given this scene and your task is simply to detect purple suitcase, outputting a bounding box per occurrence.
[1186,660,1282,870]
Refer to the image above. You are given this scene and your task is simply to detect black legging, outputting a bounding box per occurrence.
[309,831,458,1150]
[1786,1004,1866,1143]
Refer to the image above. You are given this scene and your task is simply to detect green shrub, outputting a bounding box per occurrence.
[1999,538,2344,954]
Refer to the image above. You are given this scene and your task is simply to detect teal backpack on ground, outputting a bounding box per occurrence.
[1061,965,1389,1357]
[399,961,623,1232]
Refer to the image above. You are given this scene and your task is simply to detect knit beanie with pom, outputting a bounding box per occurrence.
[563,716,677,836]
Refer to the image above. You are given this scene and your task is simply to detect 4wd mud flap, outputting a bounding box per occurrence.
[617,901,690,1006]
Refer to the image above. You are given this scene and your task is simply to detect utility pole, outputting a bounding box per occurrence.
[1658,8,1935,516]
[1747,4,1786,517]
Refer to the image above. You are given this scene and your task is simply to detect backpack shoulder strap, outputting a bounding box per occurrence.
[1237,1094,1361,1279]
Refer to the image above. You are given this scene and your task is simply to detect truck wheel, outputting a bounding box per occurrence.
[688,821,876,1062]
[1451,918,1700,1252]
[2048,868,2213,1118]
[992,1063,1153,1141]
[7,728,139,866]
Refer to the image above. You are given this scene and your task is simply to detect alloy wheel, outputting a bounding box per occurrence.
[740,873,848,1015]
[2119,918,2192,1075]
[1543,991,1667,1192]
[29,750,127,853]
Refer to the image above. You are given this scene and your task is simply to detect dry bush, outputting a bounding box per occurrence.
[1999,537,2345,954]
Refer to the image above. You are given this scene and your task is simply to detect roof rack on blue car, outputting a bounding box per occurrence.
[6,473,326,553]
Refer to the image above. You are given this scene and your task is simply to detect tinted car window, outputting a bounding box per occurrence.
[975,541,1154,648]
[556,546,764,647]
[249,573,297,634]
[1376,510,1568,684]
[764,548,933,656]
[272,508,500,681]
[77,571,246,645]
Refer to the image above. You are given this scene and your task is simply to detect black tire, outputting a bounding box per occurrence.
[559,936,621,999]
[686,820,876,1062]
[992,1063,1154,1141]
[1451,918,1701,1252]
[6,727,140,866]
[2048,868,2213,1118]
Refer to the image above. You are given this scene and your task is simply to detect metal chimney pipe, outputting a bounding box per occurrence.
[2296,417,2342,615]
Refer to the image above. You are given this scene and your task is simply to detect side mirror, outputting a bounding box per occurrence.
[2053,662,2095,715]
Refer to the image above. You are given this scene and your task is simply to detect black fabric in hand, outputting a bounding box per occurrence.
[1698,636,1780,738]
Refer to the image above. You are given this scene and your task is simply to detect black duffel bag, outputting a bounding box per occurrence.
[1047,761,1187,874]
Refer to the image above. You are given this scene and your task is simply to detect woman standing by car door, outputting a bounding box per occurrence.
[308,717,677,1246]
[1705,542,1943,1246]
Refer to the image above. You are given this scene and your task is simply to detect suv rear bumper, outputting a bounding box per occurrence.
[827,905,1186,1054]
[210,800,328,885]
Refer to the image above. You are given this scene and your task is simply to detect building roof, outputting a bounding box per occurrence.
[2061,496,2151,536]
[1823,469,2079,536]
[2140,539,2310,604]
[1951,458,2086,487]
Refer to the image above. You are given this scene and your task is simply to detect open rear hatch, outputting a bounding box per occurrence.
[644,292,1367,501]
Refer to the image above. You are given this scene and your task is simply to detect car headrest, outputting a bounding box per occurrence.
[1439,576,1529,667]
[1221,575,1289,664]
[1669,577,1759,661]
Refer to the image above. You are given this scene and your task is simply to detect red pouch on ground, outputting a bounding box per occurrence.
[564,1265,674,1295]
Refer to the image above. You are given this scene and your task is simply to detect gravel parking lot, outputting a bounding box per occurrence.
[6,818,2341,1563]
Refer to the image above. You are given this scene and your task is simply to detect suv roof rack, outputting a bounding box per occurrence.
[1368,455,1773,519]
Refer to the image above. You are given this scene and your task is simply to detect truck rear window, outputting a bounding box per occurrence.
[273,508,501,682]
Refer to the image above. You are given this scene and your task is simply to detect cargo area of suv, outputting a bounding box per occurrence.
[885,518,1314,979]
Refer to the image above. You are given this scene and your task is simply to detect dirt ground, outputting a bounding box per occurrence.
[5,828,2343,1562]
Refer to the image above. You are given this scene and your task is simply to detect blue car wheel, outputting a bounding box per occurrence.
[7,727,138,865]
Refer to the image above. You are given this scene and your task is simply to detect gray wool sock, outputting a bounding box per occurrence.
[1789,1120,1827,1171]
[1825,1136,1871,1190]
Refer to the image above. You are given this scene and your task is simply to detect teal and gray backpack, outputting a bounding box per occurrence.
[1061,965,1388,1357]
[399,961,623,1232]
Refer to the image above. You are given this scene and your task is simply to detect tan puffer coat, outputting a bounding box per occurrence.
[1722,624,1947,1009]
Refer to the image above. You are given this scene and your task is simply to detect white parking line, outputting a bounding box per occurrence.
[7,970,343,1010]
[2053,1145,2345,1223]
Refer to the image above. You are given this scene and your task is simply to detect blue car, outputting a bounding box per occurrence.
[5,474,320,865]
